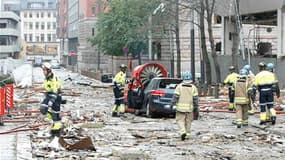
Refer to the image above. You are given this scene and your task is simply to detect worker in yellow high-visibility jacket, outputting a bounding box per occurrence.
[224,66,239,110]
[253,62,279,125]
[40,62,63,136]
[112,64,128,117]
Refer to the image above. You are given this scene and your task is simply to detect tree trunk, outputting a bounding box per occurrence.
[231,16,239,71]
[205,0,221,83]
[175,0,181,78]
[199,0,211,86]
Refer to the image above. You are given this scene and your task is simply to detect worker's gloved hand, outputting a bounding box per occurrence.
[48,100,53,107]
[193,105,199,120]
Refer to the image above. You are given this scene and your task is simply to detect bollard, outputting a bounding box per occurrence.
[5,84,14,109]
[0,87,5,126]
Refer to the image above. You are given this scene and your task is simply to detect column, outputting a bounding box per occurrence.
[277,7,285,56]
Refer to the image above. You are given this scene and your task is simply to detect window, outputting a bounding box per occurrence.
[0,23,7,28]
[47,22,50,30]
[36,35,39,42]
[40,34,44,41]
[48,2,53,8]
[53,22,56,29]
[92,6,96,16]
[48,12,51,18]
[41,12,44,18]
[41,22,45,30]
[24,13,27,18]
[29,13,32,18]
[24,34,27,41]
[52,34,56,41]
[29,34,32,42]
[29,22,33,29]
[47,34,51,42]
[35,22,39,29]
[36,13,39,18]
[53,12,57,18]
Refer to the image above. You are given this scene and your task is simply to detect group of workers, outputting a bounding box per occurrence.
[37,61,280,142]
[224,62,280,128]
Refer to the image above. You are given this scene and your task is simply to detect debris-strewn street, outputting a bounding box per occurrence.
[1,68,285,160]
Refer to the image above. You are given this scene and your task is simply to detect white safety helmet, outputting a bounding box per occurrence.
[42,62,52,70]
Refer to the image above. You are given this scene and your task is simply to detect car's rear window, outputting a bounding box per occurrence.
[159,79,182,89]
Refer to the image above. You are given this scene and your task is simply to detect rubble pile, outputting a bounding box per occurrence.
[1,68,285,160]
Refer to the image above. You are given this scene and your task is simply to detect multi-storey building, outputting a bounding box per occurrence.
[0,0,21,58]
[20,0,60,62]
[58,0,108,73]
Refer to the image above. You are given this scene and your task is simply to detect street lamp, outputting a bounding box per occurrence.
[148,3,165,61]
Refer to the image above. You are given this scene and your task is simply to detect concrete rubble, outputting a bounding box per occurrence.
[0,67,285,160]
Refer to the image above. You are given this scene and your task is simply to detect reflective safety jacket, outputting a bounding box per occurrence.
[113,71,126,86]
[233,76,251,104]
[224,72,239,86]
[253,70,277,88]
[44,74,62,93]
[174,82,198,112]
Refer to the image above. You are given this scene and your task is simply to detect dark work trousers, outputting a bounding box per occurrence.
[228,87,235,103]
[41,93,62,121]
[113,87,124,106]
[259,86,274,113]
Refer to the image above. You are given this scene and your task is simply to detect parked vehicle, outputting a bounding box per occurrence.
[33,57,43,67]
[129,77,183,118]
[50,59,60,69]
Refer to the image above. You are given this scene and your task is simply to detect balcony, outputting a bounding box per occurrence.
[0,12,20,22]
[0,45,21,53]
[0,28,20,37]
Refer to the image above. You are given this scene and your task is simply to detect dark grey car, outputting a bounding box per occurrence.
[132,78,183,118]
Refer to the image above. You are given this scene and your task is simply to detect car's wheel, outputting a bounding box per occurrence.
[146,101,154,118]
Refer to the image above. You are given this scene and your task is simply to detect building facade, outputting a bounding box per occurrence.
[20,0,60,62]
[57,0,68,64]
[0,0,21,59]
[58,0,108,73]
[67,0,78,53]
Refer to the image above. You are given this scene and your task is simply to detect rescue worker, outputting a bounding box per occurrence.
[265,63,280,122]
[172,71,199,141]
[224,66,239,111]
[242,65,256,115]
[112,64,128,117]
[233,69,253,128]
[40,62,63,136]
[253,62,279,125]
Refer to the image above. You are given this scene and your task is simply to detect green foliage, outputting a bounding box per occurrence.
[89,0,161,56]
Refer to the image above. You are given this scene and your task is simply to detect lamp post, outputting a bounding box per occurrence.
[148,3,165,61]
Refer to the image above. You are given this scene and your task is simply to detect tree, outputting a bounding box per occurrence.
[198,0,212,86]
[205,0,221,83]
[89,0,161,57]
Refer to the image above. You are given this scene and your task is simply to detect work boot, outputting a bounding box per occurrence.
[259,121,267,125]
[0,118,3,126]
[271,116,276,125]
[181,133,187,141]
[237,124,242,128]
[242,123,248,127]
[112,112,118,117]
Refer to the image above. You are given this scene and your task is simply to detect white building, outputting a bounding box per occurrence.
[20,0,60,62]
[0,0,21,59]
